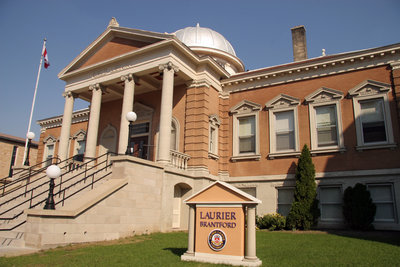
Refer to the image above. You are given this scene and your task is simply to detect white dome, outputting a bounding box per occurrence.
[174,24,236,56]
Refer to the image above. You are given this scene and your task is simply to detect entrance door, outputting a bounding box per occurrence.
[130,136,149,159]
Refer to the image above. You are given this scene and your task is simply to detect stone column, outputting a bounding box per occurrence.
[85,84,104,163]
[58,91,76,162]
[157,62,179,164]
[185,205,195,255]
[245,205,258,261]
[118,74,136,154]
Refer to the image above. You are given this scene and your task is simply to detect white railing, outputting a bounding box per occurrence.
[170,150,190,170]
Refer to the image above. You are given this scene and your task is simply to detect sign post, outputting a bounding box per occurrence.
[181,181,262,266]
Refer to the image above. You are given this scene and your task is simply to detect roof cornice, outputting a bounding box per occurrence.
[37,108,89,130]
[222,43,400,92]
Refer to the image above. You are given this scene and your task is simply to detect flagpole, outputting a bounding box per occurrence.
[23,38,47,164]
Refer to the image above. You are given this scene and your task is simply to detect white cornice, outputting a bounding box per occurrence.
[37,108,89,130]
[222,43,400,92]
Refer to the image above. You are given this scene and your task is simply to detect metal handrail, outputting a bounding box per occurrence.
[0,152,116,231]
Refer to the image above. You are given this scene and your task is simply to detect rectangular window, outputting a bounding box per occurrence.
[368,184,396,222]
[132,122,150,135]
[45,144,54,167]
[275,111,295,151]
[209,127,216,153]
[360,99,386,143]
[316,105,338,147]
[319,186,343,221]
[239,116,255,153]
[277,188,294,216]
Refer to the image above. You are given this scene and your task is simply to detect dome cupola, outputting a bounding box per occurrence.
[174,24,244,75]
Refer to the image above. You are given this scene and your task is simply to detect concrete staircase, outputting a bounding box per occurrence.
[0,154,114,251]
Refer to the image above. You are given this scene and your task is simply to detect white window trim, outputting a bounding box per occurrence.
[266,94,300,159]
[230,100,261,161]
[349,80,396,151]
[42,135,57,167]
[367,183,397,223]
[305,87,345,154]
[318,185,344,222]
[72,129,86,156]
[209,114,220,160]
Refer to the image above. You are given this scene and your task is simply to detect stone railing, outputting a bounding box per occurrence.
[170,150,190,170]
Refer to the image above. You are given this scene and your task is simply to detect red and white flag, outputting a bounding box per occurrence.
[42,45,49,69]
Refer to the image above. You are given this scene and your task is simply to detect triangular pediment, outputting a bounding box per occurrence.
[184,181,261,204]
[59,26,172,77]
[265,94,300,109]
[348,80,391,97]
[230,100,261,114]
[305,87,344,103]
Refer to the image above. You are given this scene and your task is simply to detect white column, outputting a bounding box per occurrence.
[157,62,179,163]
[58,91,76,162]
[186,205,195,255]
[245,205,258,261]
[118,74,136,154]
[85,84,104,162]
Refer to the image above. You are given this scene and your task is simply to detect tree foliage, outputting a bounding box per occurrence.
[286,144,320,230]
[343,183,376,230]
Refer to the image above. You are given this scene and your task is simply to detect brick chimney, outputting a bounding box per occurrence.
[291,25,307,62]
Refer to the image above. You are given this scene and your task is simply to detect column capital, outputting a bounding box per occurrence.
[121,73,138,83]
[89,83,106,93]
[159,61,179,73]
[62,90,78,98]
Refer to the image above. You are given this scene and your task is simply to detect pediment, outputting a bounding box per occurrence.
[72,129,86,140]
[348,80,391,97]
[43,135,57,144]
[305,87,343,103]
[265,94,300,109]
[184,181,261,204]
[230,100,261,114]
[59,27,172,77]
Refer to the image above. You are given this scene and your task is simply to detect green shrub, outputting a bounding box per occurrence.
[343,183,376,230]
[256,213,286,231]
[286,144,320,230]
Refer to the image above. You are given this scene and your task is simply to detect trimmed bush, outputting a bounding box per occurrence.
[286,144,320,230]
[343,183,376,230]
[256,213,286,231]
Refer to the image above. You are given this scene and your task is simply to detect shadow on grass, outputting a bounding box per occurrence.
[163,247,187,256]
[325,229,400,247]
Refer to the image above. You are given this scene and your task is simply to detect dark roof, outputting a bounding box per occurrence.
[0,133,39,147]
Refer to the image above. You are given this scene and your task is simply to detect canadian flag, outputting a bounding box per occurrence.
[42,45,49,69]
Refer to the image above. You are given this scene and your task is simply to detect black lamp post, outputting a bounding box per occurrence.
[44,165,61,210]
[24,132,35,166]
[125,111,137,155]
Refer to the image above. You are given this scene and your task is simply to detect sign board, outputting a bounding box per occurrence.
[181,181,262,266]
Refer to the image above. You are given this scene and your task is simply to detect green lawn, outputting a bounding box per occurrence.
[1,231,399,266]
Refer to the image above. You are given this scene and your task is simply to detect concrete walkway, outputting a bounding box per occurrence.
[0,246,39,257]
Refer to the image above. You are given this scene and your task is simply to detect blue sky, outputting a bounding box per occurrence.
[0,0,399,140]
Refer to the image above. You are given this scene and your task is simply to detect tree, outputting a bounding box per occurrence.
[286,144,320,230]
[343,183,376,230]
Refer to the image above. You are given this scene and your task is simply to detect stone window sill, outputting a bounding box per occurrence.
[356,143,397,151]
[231,154,261,162]
[268,151,301,159]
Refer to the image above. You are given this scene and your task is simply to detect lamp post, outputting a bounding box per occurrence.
[24,132,35,166]
[125,111,137,155]
[43,165,61,210]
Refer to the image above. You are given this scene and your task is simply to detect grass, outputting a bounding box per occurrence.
[1,230,399,266]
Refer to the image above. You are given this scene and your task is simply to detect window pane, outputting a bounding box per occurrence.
[316,106,338,146]
[239,116,255,153]
[239,136,255,153]
[277,188,294,216]
[276,132,294,150]
[321,204,343,220]
[320,187,342,203]
[278,204,292,217]
[239,116,255,136]
[368,184,395,222]
[77,140,85,154]
[320,186,343,221]
[275,111,295,151]
[170,123,176,150]
[360,99,386,143]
